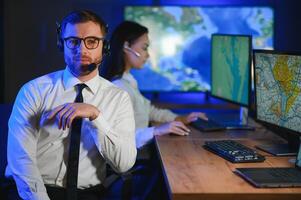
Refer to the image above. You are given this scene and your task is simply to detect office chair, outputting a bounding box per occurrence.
[0,104,13,200]
[104,146,153,200]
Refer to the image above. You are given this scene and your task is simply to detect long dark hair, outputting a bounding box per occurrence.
[101,21,148,81]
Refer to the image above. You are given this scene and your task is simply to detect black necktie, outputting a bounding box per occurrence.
[66,83,87,200]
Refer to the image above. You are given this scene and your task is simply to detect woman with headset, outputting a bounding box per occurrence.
[101,21,208,199]
[102,21,208,148]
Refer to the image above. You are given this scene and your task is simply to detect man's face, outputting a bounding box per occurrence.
[63,21,103,76]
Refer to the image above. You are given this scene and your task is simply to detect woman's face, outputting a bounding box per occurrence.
[124,33,149,70]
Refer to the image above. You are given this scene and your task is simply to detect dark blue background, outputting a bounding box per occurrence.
[1,0,301,104]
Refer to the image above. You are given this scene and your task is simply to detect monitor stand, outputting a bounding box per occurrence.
[255,144,297,156]
[225,107,255,130]
[255,135,300,156]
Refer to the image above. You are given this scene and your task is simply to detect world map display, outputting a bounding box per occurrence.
[255,52,301,132]
[125,6,274,91]
[211,35,250,106]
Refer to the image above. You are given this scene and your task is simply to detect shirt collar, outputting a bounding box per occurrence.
[122,72,138,88]
[62,66,99,94]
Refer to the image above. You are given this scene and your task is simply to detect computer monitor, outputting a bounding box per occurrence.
[210,34,252,126]
[124,6,274,92]
[211,34,251,107]
[254,50,301,156]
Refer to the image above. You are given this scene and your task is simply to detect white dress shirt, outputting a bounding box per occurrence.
[112,72,177,148]
[5,67,137,200]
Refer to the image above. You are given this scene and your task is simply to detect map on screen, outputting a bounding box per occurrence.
[255,52,301,133]
[125,6,273,92]
[211,35,250,106]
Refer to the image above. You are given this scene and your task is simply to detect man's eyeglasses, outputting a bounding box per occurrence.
[63,36,104,50]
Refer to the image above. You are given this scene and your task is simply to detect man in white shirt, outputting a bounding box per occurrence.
[5,10,136,200]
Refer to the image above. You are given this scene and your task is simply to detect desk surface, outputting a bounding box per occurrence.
[155,119,301,200]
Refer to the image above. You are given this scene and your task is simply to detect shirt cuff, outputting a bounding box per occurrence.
[89,114,112,135]
[136,127,155,149]
[83,115,113,154]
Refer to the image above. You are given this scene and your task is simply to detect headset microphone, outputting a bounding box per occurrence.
[124,46,141,57]
[86,58,102,72]
[87,63,97,72]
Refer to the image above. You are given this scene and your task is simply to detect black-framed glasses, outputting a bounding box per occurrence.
[63,36,104,50]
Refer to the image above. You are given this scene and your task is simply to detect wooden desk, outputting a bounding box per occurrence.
[155,123,301,200]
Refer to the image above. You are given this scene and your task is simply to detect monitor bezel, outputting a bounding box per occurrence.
[210,33,252,108]
[253,49,301,138]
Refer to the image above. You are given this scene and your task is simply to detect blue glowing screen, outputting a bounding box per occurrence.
[125,6,273,92]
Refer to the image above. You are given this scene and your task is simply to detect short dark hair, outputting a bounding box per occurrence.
[101,21,148,81]
[60,10,107,38]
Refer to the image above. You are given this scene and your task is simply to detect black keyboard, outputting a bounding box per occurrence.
[190,118,226,131]
[191,118,255,132]
[235,167,301,187]
[203,140,265,163]
[267,168,301,182]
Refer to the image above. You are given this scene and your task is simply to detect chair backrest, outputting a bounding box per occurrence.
[0,104,13,179]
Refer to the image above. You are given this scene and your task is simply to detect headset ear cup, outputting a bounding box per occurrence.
[56,22,64,52]
[102,40,110,56]
[57,38,64,51]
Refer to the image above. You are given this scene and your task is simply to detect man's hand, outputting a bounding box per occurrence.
[154,121,190,136]
[175,112,208,124]
[47,103,100,130]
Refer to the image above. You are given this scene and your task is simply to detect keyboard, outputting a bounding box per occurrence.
[190,118,226,131]
[191,118,255,132]
[235,167,301,187]
[267,168,301,182]
[203,140,265,163]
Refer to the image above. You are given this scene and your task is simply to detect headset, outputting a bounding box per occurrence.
[56,21,110,56]
[123,45,141,57]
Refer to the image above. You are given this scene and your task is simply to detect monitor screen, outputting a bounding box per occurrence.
[124,6,274,92]
[254,50,301,135]
[211,34,251,107]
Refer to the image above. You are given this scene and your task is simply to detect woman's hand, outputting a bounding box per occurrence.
[175,112,208,124]
[154,121,190,136]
